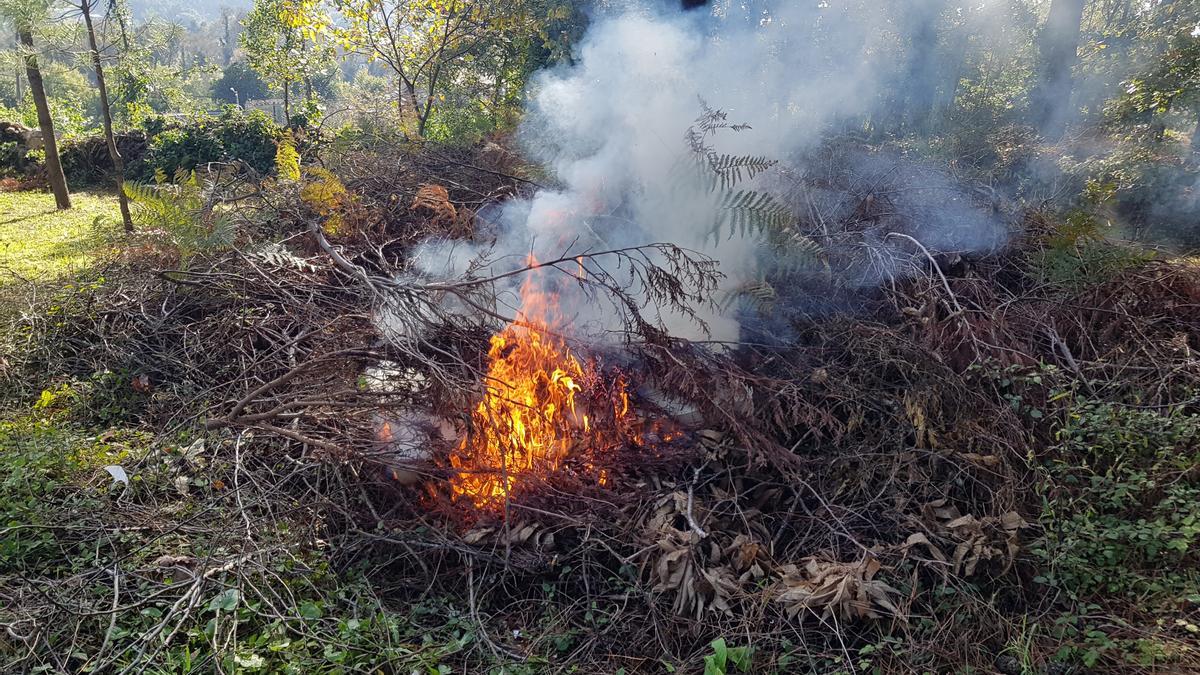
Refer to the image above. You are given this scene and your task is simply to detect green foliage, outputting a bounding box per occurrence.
[1030,209,1154,291]
[1063,137,1200,247]
[703,638,753,675]
[211,61,270,105]
[684,106,796,245]
[332,0,554,139]
[135,107,283,180]
[1033,398,1200,601]
[242,0,335,113]
[1109,30,1200,124]
[124,169,235,260]
[0,417,105,571]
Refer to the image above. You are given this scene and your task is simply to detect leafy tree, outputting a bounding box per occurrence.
[1031,0,1088,139]
[331,0,540,137]
[0,0,70,208]
[212,60,270,105]
[241,0,333,119]
[1107,2,1200,148]
[72,0,133,231]
[106,2,202,125]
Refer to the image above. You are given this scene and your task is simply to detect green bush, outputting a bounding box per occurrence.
[1034,399,1200,600]
[133,106,283,181]
[1030,209,1155,291]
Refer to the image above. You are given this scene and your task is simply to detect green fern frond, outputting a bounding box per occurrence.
[123,172,233,262]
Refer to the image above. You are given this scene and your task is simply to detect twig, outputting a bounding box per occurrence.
[685,467,708,539]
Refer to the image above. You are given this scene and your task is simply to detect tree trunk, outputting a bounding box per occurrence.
[283,80,290,121]
[1031,0,1087,140]
[1192,114,1200,152]
[901,0,943,135]
[13,29,21,102]
[222,11,234,67]
[405,80,424,135]
[81,0,132,232]
[18,28,70,209]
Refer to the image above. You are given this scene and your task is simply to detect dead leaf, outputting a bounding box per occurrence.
[775,555,903,622]
[463,527,494,545]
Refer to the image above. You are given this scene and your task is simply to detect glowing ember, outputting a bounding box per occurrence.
[450,257,632,507]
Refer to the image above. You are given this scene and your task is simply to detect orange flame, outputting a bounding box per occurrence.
[450,256,630,507]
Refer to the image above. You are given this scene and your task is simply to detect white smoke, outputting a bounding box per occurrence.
[408,1,1005,343]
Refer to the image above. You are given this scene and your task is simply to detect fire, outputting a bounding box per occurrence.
[450,257,631,507]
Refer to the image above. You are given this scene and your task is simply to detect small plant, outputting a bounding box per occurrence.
[703,637,752,675]
[1031,209,1154,291]
[1028,395,1200,668]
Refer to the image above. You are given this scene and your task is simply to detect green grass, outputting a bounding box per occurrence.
[0,190,115,282]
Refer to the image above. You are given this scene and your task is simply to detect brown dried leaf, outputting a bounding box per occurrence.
[463,527,494,545]
[775,556,903,623]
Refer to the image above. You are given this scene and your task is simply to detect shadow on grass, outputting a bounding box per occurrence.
[0,208,59,226]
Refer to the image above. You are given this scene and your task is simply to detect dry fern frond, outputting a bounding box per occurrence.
[775,555,903,622]
[410,183,457,229]
[904,500,1029,577]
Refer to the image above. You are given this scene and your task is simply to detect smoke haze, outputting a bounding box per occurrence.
[408,0,1012,343]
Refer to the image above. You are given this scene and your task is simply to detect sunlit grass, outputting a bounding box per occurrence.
[0,190,115,282]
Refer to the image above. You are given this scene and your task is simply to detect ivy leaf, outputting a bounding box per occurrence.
[209,588,240,612]
[299,600,324,619]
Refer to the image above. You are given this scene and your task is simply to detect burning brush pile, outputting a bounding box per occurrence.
[16,126,1200,671]
[444,260,684,508]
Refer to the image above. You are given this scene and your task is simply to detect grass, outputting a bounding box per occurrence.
[0,190,115,282]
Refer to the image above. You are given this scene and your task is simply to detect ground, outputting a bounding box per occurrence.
[1,183,1199,674]
[0,189,520,674]
[0,190,116,282]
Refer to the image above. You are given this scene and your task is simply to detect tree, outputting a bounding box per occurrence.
[242,0,303,118]
[242,0,332,120]
[1101,1,1200,148]
[1,0,70,208]
[332,0,528,137]
[898,0,946,135]
[220,7,236,67]
[75,0,132,231]
[212,60,270,105]
[1030,0,1088,140]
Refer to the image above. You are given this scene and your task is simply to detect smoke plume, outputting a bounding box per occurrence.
[408,0,1008,343]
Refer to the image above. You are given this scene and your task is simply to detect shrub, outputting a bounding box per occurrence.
[1034,398,1200,601]
[133,106,283,181]
[1029,208,1155,291]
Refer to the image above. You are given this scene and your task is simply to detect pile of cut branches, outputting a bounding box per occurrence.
[4,139,1200,674]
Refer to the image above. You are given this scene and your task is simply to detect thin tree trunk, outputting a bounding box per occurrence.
[222,11,234,67]
[115,1,132,52]
[902,0,942,135]
[18,27,70,209]
[13,29,21,102]
[283,80,290,121]
[1031,0,1087,140]
[81,0,132,232]
[405,80,423,134]
[1192,114,1200,152]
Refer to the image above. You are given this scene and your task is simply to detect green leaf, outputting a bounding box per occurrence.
[299,600,324,619]
[209,588,239,613]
